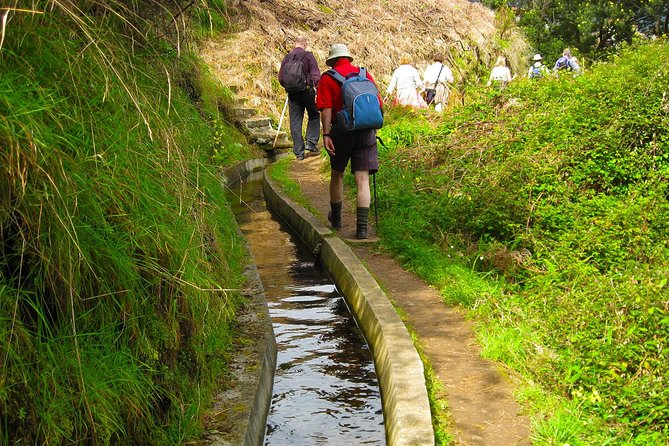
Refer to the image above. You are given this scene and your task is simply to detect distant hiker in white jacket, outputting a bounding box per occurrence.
[422,52,454,112]
[386,54,427,108]
[487,55,513,89]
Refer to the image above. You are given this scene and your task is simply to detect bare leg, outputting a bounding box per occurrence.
[354,170,370,208]
[330,169,344,203]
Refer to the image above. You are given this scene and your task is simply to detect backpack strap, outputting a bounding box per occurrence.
[294,51,308,64]
[434,64,445,87]
[325,68,346,84]
[325,67,366,84]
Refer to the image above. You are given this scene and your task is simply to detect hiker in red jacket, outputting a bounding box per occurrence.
[316,44,383,239]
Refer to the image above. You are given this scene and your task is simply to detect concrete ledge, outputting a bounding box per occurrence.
[262,172,434,446]
[241,264,276,446]
[223,158,267,186]
[262,175,331,256]
[222,159,277,446]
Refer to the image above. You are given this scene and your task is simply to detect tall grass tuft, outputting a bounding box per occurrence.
[1,1,251,443]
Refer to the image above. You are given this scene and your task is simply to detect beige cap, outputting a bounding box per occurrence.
[326,44,353,66]
[532,54,543,61]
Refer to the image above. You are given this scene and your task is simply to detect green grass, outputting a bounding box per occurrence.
[0,2,252,444]
[408,321,453,445]
[413,336,452,445]
[374,38,669,444]
[223,38,669,444]
[266,156,322,216]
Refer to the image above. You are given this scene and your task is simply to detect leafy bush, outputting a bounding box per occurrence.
[377,39,669,443]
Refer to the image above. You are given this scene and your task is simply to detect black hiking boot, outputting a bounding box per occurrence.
[328,202,342,229]
[356,207,369,239]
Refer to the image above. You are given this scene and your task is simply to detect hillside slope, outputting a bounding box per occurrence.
[201,0,528,117]
[0,3,255,443]
[368,41,669,444]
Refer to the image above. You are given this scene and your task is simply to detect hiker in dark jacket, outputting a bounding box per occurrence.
[316,43,383,239]
[278,36,321,160]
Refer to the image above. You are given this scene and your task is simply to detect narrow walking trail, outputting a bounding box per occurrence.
[288,155,532,446]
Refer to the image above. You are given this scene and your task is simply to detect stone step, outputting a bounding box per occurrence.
[251,129,292,149]
[242,117,272,130]
[231,103,292,151]
[234,107,256,121]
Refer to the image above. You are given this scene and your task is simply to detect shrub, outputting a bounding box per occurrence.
[376,39,669,442]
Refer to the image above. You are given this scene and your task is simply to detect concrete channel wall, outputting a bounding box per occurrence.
[262,173,435,446]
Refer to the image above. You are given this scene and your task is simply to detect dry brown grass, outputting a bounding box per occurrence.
[199,0,529,118]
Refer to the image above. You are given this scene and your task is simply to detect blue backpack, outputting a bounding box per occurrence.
[325,67,384,132]
[529,65,543,79]
[555,56,573,71]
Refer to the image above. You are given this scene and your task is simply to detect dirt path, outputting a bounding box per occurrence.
[289,155,532,445]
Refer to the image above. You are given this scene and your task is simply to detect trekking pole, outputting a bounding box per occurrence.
[374,136,388,228]
[373,172,378,227]
[273,96,289,148]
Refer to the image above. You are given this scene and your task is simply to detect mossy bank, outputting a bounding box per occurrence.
[0,2,257,444]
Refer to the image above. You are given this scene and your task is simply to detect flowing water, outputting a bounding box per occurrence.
[227,170,385,445]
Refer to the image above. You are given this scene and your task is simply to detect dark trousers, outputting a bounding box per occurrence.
[288,88,320,157]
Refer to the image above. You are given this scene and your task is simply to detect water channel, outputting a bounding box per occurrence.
[227,170,385,445]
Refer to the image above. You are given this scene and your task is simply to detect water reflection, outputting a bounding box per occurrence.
[227,172,384,445]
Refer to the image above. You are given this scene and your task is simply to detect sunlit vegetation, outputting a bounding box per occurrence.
[0,1,254,443]
[376,39,669,444]
[483,0,669,60]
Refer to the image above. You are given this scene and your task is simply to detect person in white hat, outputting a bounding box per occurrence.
[528,53,549,79]
[316,44,384,239]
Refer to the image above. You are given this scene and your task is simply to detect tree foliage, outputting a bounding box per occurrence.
[481,0,669,57]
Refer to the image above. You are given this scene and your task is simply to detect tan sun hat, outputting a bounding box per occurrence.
[532,54,543,61]
[326,44,353,67]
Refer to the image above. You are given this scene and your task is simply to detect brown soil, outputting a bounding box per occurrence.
[289,154,532,445]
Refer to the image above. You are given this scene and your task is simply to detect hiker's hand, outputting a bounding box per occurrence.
[323,135,335,156]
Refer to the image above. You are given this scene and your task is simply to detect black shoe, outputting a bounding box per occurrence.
[327,212,341,229]
[296,154,304,160]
